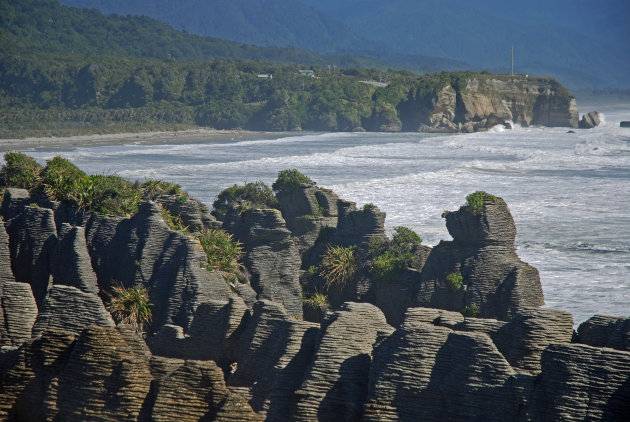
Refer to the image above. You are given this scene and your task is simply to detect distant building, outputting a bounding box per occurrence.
[298,69,315,77]
[257,74,273,79]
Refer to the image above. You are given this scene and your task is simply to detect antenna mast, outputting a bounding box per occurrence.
[511,46,514,76]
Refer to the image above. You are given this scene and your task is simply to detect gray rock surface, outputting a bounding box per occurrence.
[577,314,630,351]
[416,197,544,320]
[363,315,517,421]
[50,224,99,293]
[0,188,30,221]
[334,200,387,247]
[237,209,303,318]
[86,201,232,330]
[151,357,261,421]
[0,281,38,347]
[579,110,601,128]
[158,194,220,231]
[5,206,57,307]
[0,222,14,284]
[292,302,393,421]
[32,285,114,336]
[228,300,319,419]
[529,343,630,421]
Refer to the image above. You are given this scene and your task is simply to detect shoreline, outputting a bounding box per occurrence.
[0,129,300,152]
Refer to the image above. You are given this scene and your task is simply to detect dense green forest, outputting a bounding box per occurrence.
[0,0,481,137]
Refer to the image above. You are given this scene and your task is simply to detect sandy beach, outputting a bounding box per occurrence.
[0,129,294,152]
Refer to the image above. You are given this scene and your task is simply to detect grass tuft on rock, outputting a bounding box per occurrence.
[464,191,505,214]
[370,226,422,281]
[198,228,243,278]
[320,244,357,289]
[108,285,153,334]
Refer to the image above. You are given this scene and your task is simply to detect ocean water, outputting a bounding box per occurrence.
[20,103,630,325]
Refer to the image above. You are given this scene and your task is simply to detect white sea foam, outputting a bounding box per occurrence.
[20,105,630,324]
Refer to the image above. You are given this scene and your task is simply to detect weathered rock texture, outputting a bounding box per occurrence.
[416,197,544,320]
[227,209,303,318]
[399,75,579,132]
[157,194,220,231]
[292,302,393,421]
[579,110,601,129]
[0,281,38,347]
[577,314,630,351]
[51,224,99,293]
[85,201,232,330]
[529,344,630,421]
[0,326,260,421]
[32,285,115,336]
[229,300,319,419]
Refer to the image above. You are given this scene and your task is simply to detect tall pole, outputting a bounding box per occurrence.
[511,46,514,76]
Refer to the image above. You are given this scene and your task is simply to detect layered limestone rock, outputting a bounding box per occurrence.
[577,314,630,351]
[157,194,220,231]
[150,357,261,421]
[363,314,518,421]
[228,209,303,318]
[5,205,57,308]
[291,302,393,421]
[228,300,319,419]
[0,188,30,220]
[0,281,38,347]
[0,222,14,284]
[85,201,232,330]
[528,344,630,421]
[32,285,114,337]
[275,182,339,257]
[400,75,578,132]
[51,224,99,293]
[416,195,544,320]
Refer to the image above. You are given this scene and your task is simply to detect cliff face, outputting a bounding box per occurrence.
[399,75,579,132]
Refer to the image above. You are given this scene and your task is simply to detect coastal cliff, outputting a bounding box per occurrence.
[1,157,627,421]
[398,74,579,132]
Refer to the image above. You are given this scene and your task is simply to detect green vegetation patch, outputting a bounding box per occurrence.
[462,303,480,317]
[320,244,357,289]
[272,169,313,193]
[446,272,463,292]
[108,285,153,334]
[160,206,189,233]
[1,152,43,190]
[141,179,182,200]
[370,226,422,281]
[41,156,89,207]
[213,181,278,219]
[464,191,505,214]
[301,289,329,309]
[88,175,140,216]
[198,229,243,278]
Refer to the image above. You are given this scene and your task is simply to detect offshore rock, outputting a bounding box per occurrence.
[577,314,630,351]
[32,285,114,336]
[229,300,319,419]
[579,110,601,128]
[529,343,630,420]
[291,302,393,421]
[416,196,544,320]
[0,281,38,347]
[85,201,232,330]
[50,224,99,293]
[363,313,517,421]
[5,206,57,308]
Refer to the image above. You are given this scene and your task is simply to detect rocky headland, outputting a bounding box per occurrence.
[1,156,628,421]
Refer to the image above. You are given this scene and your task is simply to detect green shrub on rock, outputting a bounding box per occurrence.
[213,181,278,219]
[462,303,480,317]
[141,179,182,200]
[88,175,141,216]
[446,272,463,292]
[272,169,313,193]
[370,226,422,281]
[1,151,42,190]
[464,191,505,214]
[320,244,357,289]
[41,156,88,206]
